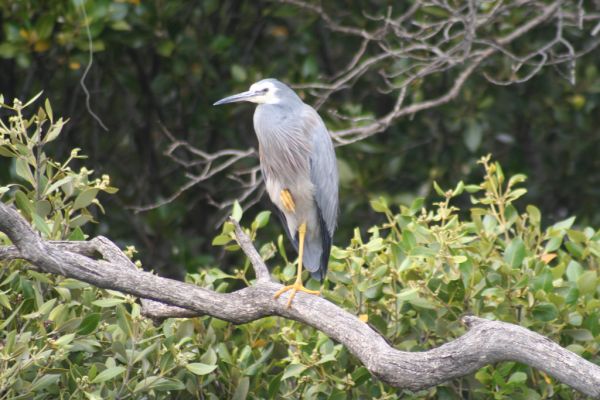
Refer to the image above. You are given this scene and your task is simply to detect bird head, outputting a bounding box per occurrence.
[213,78,298,106]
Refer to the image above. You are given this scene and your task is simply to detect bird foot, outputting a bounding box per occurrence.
[273,282,320,308]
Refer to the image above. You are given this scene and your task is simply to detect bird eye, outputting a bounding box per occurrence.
[261,88,269,93]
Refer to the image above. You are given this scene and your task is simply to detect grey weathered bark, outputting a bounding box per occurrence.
[0,202,599,397]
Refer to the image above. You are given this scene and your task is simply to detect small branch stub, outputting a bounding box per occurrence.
[230,217,272,282]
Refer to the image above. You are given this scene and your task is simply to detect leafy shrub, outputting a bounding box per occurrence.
[1,96,599,398]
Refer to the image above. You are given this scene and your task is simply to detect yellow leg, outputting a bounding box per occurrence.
[273,222,320,308]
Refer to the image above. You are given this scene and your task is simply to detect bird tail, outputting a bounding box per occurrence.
[302,233,328,281]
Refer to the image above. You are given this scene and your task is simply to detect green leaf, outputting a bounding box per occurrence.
[231,201,243,222]
[566,344,585,355]
[408,197,424,214]
[464,184,481,193]
[551,216,576,231]
[397,287,419,301]
[55,333,76,347]
[0,291,11,310]
[566,260,583,282]
[253,210,271,229]
[504,238,526,268]
[494,162,504,183]
[148,378,185,392]
[32,213,51,237]
[267,373,282,398]
[15,158,35,185]
[507,188,527,202]
[133,377,185,392]
[200,347,218,365]
[230,64,247,82]
[157,40,175,57]
[78,313,101,335]
[44,175,73,196]
[73,188,99,210]
[544,236,562,253]
[212,234,232,246]
[452,181,464,196]
[401,230,416,250]
[216,343,233,364]
[564,329,594,341]
[44,119,65,143]
[0,43,17,58]
[508,174,527,187]
[0,145,15,157]
[565,241,584,259]
[507,371,527,385]
[133,342,159,364]
[69,213,93,228]
[281,363,307,380]
[111,20,132,31]
[69,226,86,241]
[526,205,541,226]
[531,268,553,292]
[232,377,250,400]
[567,229,588,243]
[14,190,32,217]
[31,374,60,392]
[475,369,491,384]
[186,363,217,375]
[577,271,597,295]
[433,181,445,196]
[91,366,126,383]
[369,197,388,213]
[408,297,437,310]
[301,56,318,78]
[23,91,43,108]
[92,298,126,307]
[35,199,52,218]
[0,302,24,330]
[532,303,558,321]
[567,311,583,326]
[44,98,53,121]
[463,122,482,152]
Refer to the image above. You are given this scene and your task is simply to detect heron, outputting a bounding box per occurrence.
[214,78,338,307]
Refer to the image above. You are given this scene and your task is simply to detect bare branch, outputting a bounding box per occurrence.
[326,0,568,143]
[76,0,109,132]
[130,123,257,213]
[231,217,271,282]
[1,202,600,397]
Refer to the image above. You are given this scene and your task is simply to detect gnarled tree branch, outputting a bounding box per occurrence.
[0,202,599,397]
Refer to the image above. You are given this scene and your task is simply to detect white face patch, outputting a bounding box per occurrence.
[248,81,280,104]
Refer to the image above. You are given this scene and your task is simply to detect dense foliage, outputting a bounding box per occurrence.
[1,97,599,399]
[0,0,598,277]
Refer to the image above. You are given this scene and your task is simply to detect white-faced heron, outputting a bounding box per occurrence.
[214,78,339,307]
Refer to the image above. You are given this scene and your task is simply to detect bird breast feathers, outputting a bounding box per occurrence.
[256,105,320,181]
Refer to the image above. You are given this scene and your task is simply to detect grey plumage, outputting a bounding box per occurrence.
[214,78,338,281]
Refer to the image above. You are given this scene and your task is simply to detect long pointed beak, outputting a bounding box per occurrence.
[213,90,259,106]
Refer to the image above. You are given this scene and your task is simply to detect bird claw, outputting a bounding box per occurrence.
[273,282,320,308]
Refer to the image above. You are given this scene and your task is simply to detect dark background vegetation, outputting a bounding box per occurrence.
[0,0,599,278]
